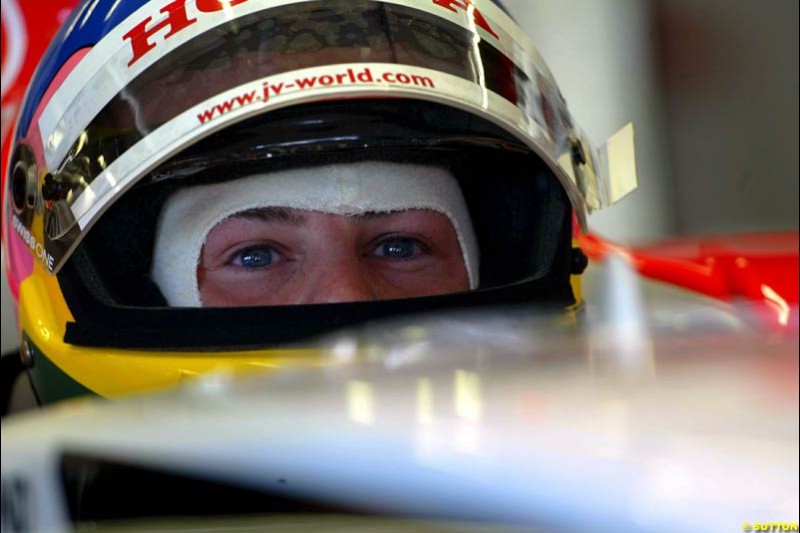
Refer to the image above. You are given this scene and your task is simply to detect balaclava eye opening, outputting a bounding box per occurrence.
[151,161,479,307]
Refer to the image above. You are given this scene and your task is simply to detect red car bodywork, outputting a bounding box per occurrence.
[579,230,799,330]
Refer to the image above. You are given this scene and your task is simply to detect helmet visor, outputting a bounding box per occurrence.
[24,0,605,275]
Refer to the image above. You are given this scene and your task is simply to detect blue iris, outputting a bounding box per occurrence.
[237,247,274,268]
[379,238,418,259]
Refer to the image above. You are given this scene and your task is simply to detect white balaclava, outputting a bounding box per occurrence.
[151,161,479,307]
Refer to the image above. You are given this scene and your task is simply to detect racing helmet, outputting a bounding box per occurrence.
[3,0,632,404]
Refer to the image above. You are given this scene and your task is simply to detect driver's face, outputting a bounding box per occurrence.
[198,208,470,306]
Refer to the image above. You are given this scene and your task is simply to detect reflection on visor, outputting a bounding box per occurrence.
[23,0,586,274]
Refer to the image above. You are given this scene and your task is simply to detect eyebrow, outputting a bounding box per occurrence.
[233,207,306,225]
[231,208,408,224]
[357,211,404,221]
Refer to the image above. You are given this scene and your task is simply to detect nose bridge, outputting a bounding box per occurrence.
[300,254,376,304]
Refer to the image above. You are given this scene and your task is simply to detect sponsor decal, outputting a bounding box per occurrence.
[12,215,54,271]
[432,0,498,39]
[123,0,251,66]
[197,66,435,124]
[123,0,498,67]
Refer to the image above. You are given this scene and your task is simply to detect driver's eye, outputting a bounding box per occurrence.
[373,237,423,260]
[233,246,278,268]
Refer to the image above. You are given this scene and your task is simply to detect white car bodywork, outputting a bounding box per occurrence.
[2,263,798,532]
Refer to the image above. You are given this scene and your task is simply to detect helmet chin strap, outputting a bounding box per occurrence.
[151,161,480,307]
